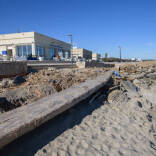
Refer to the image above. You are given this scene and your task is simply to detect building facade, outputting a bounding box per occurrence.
[0,32,71,60]
[92,53,101,61]
[71,48,92,60]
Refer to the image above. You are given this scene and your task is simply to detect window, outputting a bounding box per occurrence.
[58,48,63,58]
[23,46,27,56]
[17,45,32,57]
[48,48,54,59]
[17,46,22,57]
[65,52,69,59]
[36,46,45,57]
[27,45,32,56]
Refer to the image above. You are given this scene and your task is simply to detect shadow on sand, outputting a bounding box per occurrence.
[0,95,106,156]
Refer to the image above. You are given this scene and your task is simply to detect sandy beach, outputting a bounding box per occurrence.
[0,62,156,156]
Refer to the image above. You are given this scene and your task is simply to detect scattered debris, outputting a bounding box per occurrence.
[0,67,110,112]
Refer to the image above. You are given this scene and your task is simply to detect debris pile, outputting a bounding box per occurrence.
[118,61,156,81]
[0,67,109,112]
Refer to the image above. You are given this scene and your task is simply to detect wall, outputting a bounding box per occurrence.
[0,32,34,45]
[0,61,27,78]
[92,53,101,61]
[76,61,115,68]
[83,49,92,59]
[72,48,83,58]
[34,32,71,59]
[0,32,35,57]
[72,48,92,59]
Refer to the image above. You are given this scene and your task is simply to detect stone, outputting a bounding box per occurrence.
[13,76,26,85]
[107,89,128,104]
[146,72,156,80]
[0,88,29,111]
[120,80,139,97]
[137,101,142,108]
[0,78,13,88]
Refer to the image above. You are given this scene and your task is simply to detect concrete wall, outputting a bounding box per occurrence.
[72,48,92,60]
[72,48,83,58]
[0,32,35,45]
[0,61,27,78]
[83,49,92,59]
[0,32,35,57]
[76,61,115,68]
[92,53,101,61]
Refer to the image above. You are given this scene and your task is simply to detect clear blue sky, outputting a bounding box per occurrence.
[0,0,156,59]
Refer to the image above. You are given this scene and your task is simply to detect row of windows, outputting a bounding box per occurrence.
[17,45,69,58]
[17,45,46,57]
[17,45,32,57]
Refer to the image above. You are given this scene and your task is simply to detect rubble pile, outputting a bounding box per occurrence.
[113,61,156,99]
[119,61,156,81]
[0,67,109,112]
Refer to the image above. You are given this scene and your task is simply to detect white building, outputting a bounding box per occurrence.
[92,53,101,61]
[71,48,92,60]
[0,32,71,60]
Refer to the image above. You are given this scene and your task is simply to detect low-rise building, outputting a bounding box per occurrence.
[92,53,101,61]
[0,32,71,60]
[71,48,92,60]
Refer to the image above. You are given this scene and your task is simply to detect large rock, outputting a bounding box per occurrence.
[0,84,56,112]
[107,89,128,104]
[146,72,156,80]
[13,76,26,85]
[0,78,13,88]
[120,80,139,97]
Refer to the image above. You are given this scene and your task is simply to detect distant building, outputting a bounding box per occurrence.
[92,53,101,61]
[0,32,71,60]
[71,48,92,60]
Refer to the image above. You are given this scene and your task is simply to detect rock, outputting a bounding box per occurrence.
[0,84,56,112]
[147,114,152,122]
[0,107,2,114]
[0,88,29,111]
[0,78,13,88]
[28,84,56,98]
[146,72,156,80]
[107,89,128,104]
[120,80,139,97]
[49,79,56,84]
[48,67,55,71]
[133,79,140,85]
[136,101,142,108]
[13,76,26,85]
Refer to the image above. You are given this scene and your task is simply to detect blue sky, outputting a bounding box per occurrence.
[0,0,156,59]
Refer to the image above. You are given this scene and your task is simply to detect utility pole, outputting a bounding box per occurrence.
[118,46,122,62]
[67,34,73,63]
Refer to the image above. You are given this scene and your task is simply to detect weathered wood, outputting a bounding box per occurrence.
[0,71,112,149]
